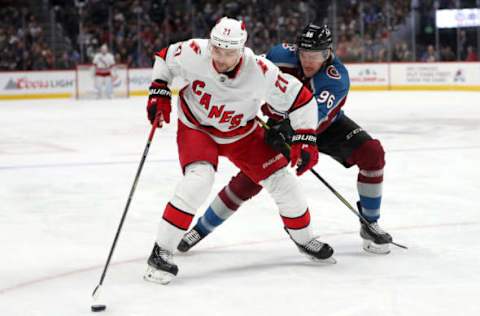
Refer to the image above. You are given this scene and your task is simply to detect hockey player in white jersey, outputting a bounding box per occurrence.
[144,17,334,285]
[92,44,115,98]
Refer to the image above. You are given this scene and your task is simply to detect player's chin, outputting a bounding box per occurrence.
[216,65,229,72]
[303,68,315,77]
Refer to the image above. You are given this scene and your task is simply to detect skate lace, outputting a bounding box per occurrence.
[368,222,386,235]
[155,247,174,264]
[184,229,201,245]
[304,239,324,252]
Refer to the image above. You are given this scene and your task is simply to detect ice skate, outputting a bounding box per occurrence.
[357,201,393,254]
[284,227,335,263]
[295,238,336,264]
[144,243,178,285]
[360,221,392,254]
[177,227,206,252]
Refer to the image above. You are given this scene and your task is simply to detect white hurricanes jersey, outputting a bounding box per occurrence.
[152,39,317,144]
[93,52,115,76]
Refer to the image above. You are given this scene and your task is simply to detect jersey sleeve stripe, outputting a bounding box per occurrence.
[288,85,313,113]
[155,47,169,60]
[261,103,287,120]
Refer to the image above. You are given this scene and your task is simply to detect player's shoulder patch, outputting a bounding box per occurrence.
[189,40,201,55]
[256,58,269,75]
[326,65,341,80]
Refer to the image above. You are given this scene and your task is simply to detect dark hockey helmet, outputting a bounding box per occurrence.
[296,24,332,51]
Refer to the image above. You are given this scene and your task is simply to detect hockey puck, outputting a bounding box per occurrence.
[91,304,107,312]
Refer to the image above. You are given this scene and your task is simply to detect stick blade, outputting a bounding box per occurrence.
[91,304,107,312]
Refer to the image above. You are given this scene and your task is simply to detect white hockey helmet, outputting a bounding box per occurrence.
[210,17,247,50]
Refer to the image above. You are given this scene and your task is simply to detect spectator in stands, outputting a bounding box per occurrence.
[465,46,478,62]
[421,45,437,62]
[393,42,412,61]
[440,45,456,61]
[57,51,73,69]
[1,0,478,70]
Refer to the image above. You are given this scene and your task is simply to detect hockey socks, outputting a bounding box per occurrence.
[177,185,249,252]
[357,168,383,222]
[189,173,262,238]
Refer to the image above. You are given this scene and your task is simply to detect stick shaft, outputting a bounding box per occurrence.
[92,118,159,297]
[256,116,407,250]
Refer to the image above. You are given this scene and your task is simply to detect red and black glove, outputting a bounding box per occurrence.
[147,79,171,127]
[290,130,318,176]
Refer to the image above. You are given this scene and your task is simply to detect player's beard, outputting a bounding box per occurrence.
[212,51,242,73]
[214,58,239,73]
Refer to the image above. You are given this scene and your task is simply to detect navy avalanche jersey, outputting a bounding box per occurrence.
[266,43,350,133]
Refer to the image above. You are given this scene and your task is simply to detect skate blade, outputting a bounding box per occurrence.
[362,239,391,255]
[143,266,175,285]
[304,254,337,264]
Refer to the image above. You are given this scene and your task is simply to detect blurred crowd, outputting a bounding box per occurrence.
[1,0,479,71]
[68,0,317,68]
[0,6,56,70]
[336,0,413,62]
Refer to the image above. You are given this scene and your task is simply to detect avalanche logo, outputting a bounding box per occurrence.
[326,65,341,80]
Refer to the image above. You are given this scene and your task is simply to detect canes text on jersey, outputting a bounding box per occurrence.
[192,80,243,129]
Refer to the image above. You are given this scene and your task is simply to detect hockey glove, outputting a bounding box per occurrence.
[147,79,171,127]
[264,118,294,158]
[290,130,318,176]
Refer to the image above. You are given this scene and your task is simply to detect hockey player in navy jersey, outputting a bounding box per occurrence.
[178,24,393,255]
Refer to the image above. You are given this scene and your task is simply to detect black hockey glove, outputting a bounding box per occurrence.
[264,118,294,159]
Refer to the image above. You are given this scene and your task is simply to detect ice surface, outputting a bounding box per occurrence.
[1,91,479,316]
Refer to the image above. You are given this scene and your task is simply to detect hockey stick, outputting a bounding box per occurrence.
[308,168,407,249]
[91,116,160,311]
[255,117,407,250]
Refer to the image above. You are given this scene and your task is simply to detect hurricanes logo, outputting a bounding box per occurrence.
[326,65,341,80]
